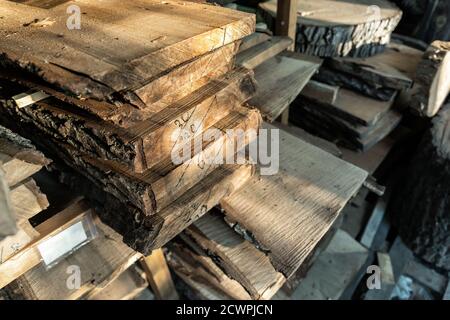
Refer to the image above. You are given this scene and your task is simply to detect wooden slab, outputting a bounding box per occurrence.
[411,41,450,117]
[0,200,92,289]
[89,266,148,300]
[0,169,15,239]
[249,52,322,121]
[289,230,368,300]
[0,0,254,108]
[10,179,49,223]
[292,101,402,151]
[0,125,49,188]
[220,123,368,278]
[0,67,257,173]
[259,0,402,57]
[167,241,251,300]
[185,213,285,300]
[300,86,396,126]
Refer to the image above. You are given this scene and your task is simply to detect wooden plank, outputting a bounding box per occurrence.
[249,52,322,122]
[411,41,450,117]
[144,164,255,251]
[0,200,91,289]
[140,249,179,300]
[239,33,271,53]
[291,101,402,151]
[167,241,251,300]
[260,0,402,57]
[271,122,342,158]
[403,260,447,294]
[0,125,49,187]
[301,80,339,105]
[185,213,285,300]
[7,213,142,300]
[364,252,396,300]
[0,168,16,239]
[220,123,368,277]
[275,0,297,51]
[0,0,255,108]
[289,229,369,300]
[89,266,148,300]
[9,179,49,223]
[0,67,257,173]
[314,42,423,100]
[359,197,387,249]
[236,36,292,69]
[40,107,261,217]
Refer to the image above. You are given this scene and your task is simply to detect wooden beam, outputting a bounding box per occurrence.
[140,249,179,300]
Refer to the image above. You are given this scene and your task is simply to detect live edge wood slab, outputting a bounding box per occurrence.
[259,0,402,57]
[220,123,368,278]
[0,0,254,108]
[0,67,257,173]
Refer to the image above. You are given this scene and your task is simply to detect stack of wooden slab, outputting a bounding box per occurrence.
[168,125,368,300]
[0,0,260,255]
[259,0,403,58]
[290,41,424,151]
[0,125,50,268]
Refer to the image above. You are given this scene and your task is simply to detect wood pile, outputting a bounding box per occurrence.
[290,40,424,151]
[0,0,260,255]
[167,125,368,299]
[259,0,403,58]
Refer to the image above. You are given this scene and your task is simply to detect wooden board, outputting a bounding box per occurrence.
[314,42,423,100]
[140,249,179,300]
[301,80,339,105]
[220,123,368,277]
[411,41,450,117]
[185,213,285,300]
[292,101,402,151]
[0,200,92,289]
[0,68,257,173]
[7,213,141,300]
[0,125,49,188]
[259,0,402,57]
[236,36,292,69]
[23,107,261,218]
[0,168,16,239]
[300,86,396,126]
[289,229,369,300]
[0,178,48,263]
[0,0,254,108]
[249,52,322,121]
[239,33,271,52]
[9,179,49,223]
